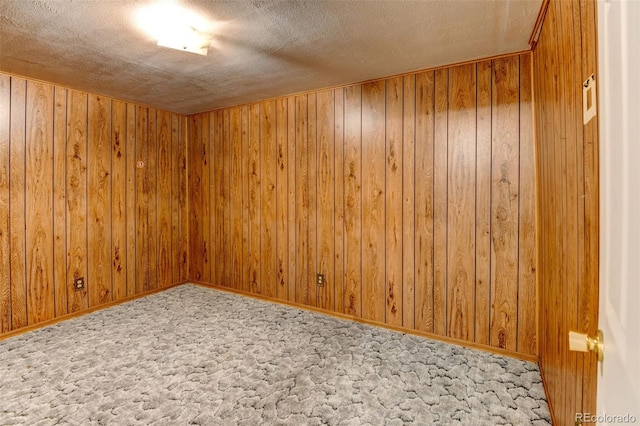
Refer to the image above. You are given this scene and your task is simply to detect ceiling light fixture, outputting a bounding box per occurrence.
[137,1,214,56]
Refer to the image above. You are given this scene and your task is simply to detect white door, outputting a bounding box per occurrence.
[597,0,640,423]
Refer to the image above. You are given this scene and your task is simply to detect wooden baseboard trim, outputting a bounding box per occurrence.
[0,282,185,342]
[539,360,558,425]
[189,280,538,363]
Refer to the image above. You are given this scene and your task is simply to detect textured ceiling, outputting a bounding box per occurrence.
[0,0,542,114]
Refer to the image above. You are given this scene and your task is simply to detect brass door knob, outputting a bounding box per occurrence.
[569,329,604,362]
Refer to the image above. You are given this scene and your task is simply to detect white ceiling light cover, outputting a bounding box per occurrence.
[137,1,215,55]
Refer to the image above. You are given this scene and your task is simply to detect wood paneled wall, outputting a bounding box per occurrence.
[533,0,600,423]
[188,53,538,357]
[0,73,189,336]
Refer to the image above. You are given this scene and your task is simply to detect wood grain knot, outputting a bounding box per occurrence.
[498,331,507,349]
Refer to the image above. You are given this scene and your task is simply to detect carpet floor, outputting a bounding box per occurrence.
[0,284,551,425]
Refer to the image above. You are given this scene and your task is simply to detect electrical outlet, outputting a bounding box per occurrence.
[74,277,85,291]
[316,274,325,287]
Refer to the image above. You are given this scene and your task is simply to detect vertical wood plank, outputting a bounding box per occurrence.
[0,75,11,331]
[208,112,216,286]
[385,77,403,326]
[275,99,289,301]
[294,96,309,305]
[402,75,416,329]
[261,101,277,299]
[344,86,362,317]
[550,2,566,410]
[534,18,555,392]
[135,106,149,292]
[111,100,127,300]
[170,113,181,285]
[157,110,173,288]
[490,56,520,351]
[178,115,189,282]
[578,0,599,416]
[544,3,562,408]
[52,87,68,316]
[213,110,227,286]
[517,53,537,356]
[361,81,386,322]
[241,107,250,291]
[147,109,158,290]
[475,61,492,346]
[223,110,232,288]
[214,110,225,287]
[287,97,297,303]
[433,69,449,336]
[333,89,345,314]
[24,82,55,324]
[125,104,137,295]
[316,90,335,311]
[559,1,578,417]
[533,24,548,384]
[447,64,477,341]
[415,71,435,332]
[307,93,318,307]
[87,94,112,306]
[188,114,202,281]
[199,112,210,284]
[230,106,243,290]
[569,1,586,417]
[249,104,261,294]
[10,78,27,328]
[66,89,89,313]
[534,27,550,388]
